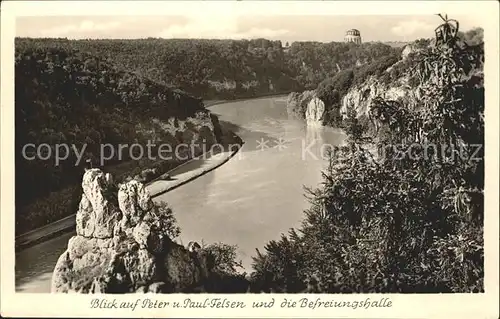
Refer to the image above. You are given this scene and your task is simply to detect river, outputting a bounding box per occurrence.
[15,96,346,293]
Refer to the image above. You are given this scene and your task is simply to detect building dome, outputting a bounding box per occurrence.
[346,29,360,36]
[344,29,362,44]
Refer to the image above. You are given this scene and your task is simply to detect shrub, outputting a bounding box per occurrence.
[203,242,244,277]
[202,242,250,293]
[154,201,181,240]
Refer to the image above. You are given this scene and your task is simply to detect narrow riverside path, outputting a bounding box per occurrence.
[15,147,239,252]
[146,148,238,197]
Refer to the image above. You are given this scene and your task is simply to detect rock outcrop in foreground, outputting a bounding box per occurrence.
[52,169,215,293]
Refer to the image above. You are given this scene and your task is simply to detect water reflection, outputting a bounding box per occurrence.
[303,123,336,161]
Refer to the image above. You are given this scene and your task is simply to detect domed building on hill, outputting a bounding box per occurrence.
[344,29,362,44]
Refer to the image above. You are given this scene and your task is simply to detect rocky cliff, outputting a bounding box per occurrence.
[340,45,422,121]
[286,91,335,126]
[286,41,425,127]
[52,169,216,293]
[305,97,326,126]
[143,109,223,153]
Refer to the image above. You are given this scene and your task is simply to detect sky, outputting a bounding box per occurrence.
[16,15,483,43]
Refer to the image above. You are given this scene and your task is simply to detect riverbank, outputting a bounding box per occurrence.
[203,92,291,108]
[15,93,288,251]
[15,143,242,252]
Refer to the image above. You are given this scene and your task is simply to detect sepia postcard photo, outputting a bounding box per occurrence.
[1,1,499,318]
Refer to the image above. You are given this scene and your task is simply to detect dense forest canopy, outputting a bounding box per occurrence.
[16,41,205,195]
[16,37,402,99]
[15,40,219,234]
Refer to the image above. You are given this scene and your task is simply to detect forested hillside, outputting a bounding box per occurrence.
[15,40,226,234]
[249,18,485,293]
[16,38,401,100]
[15,38,299,100]
[284,41,401,90]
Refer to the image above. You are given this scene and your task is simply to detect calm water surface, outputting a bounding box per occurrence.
[15,97,345,292]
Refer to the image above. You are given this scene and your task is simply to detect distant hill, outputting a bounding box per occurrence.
[16,38,300,100]
[15,38,402,99]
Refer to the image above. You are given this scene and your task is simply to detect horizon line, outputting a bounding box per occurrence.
[14,36,420,43]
